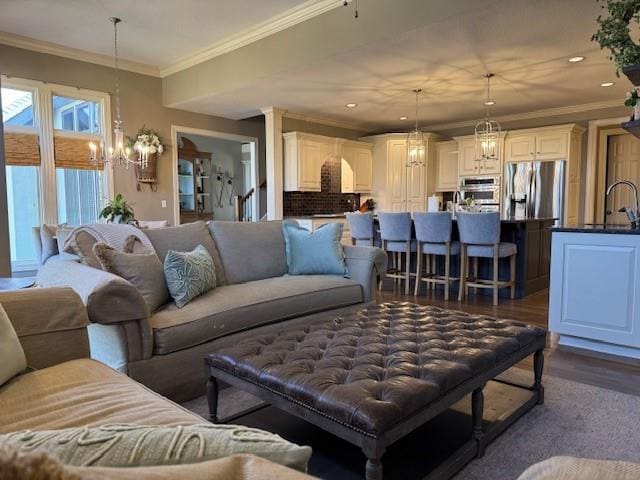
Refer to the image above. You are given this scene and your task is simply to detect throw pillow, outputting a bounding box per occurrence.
[93,242,170,313]
[0,442,80,480]
[0,424,312,472]
[164,244,216,308]
[282,222,349,277]
[39,223,67,264]
[63,230,101,268]
[0,304,27,387]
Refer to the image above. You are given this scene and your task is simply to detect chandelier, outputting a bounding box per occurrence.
[474,73,502,164]
[89,18,147,169]
[406,88,426,168]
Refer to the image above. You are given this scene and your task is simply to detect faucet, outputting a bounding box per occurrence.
[606,180,640,228]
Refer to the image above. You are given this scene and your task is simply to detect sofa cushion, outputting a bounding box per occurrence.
[282,222,348,276]
[0,359,203,434]
[164,245,216,308]
[208,221,287,284]
[151,275,363,355]
[2,424,311,472]
[145,221,227,286]
[93,242,170,313]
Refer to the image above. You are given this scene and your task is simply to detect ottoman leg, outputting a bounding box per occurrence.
[207,375,219,423]
[472,387,486,458]
[534,349,545,405]
[365,458,383,480]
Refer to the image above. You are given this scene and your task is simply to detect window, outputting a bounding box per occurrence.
[2,78,111,273]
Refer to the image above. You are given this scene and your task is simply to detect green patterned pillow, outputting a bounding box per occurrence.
[164,244,216,308]
[0,423,312,472]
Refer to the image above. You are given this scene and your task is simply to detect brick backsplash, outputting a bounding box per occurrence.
[283,156,361,216]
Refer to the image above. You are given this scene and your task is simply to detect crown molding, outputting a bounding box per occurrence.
[0,31,161,77]
[425,99,623,132]
[282,110,370,133]
[159,0,343,77]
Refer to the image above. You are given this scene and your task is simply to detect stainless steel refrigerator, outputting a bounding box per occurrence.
[503,160,565,224]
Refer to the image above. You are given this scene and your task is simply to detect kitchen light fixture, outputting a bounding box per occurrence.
[89,18,146,169]
[399,116,408,120]
[406,88,426,167]
[345,103,357,108]
[568,56,585,63]
[600,81,615,87]
[474,73,502,164]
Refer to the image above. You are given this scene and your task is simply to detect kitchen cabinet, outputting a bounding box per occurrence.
[283,132,372,193]
[455,136,502,176]
[435,140,458,191]
[361,132,442,212]
[340,141,373,193]
[504,124,584,226]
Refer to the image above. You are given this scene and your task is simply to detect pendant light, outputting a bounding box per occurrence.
[89,18,145,169]
[406,88,426,167]
[474,73,502,164]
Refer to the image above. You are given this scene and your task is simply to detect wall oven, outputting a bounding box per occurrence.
[459,176,501,212]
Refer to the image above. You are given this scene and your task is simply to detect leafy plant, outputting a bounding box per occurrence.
[592,0,640,75]
[625,86,640,106]
[99,193,135,223]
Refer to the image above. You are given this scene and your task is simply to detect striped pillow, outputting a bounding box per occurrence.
[164,244,216,308]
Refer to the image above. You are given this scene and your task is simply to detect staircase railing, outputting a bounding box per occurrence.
[234,187,255,222]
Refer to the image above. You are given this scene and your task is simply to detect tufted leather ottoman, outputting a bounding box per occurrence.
[205,301,546,480]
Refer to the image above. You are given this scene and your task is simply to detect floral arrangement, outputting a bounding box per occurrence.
[127,126,164,156]
[592,0,640,75]
[625,86,640,106]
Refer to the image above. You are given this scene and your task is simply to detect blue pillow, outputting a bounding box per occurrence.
[164,244,216,308]
[282,222,349,277]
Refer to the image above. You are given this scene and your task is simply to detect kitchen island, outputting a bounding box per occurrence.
[549,224,640,359]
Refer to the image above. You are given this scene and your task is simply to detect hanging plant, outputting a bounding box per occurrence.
[126,126,165,156]
[592,0,640,75]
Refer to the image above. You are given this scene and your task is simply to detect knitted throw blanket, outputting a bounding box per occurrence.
[62,223,154,252]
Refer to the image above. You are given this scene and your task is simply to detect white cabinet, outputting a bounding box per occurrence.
[550,231,640,359]
[361,132,440,213]
[435,141,458,191]
[283,132,333,192]
[283,132,372,193]
[455,136,503,176]
[505,132,568,163]
[340,141,373,193]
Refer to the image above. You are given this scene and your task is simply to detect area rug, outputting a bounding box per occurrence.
[183,368,640,479]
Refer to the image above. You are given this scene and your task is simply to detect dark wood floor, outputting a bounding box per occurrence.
[380,287,640,397]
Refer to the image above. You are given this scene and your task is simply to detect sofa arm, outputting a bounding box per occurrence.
[344,246,387,302]
[0,287,90,370]
[37,259,149,324]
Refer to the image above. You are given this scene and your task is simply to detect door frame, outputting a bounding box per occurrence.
[171,125,259,225]
[584,117,629,224]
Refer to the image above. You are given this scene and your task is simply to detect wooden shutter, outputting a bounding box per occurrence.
[3,132,40,166]
[54,136,103,170]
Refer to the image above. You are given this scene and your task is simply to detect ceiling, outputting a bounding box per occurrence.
[0,0,311,70]
[0,0,628,132]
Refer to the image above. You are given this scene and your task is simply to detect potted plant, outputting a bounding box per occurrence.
[625,87,640,119]
[592,0,640,75]
[99,193,135,224]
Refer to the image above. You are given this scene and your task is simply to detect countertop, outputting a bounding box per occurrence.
[553,224,640,235]
[286,214,558,223]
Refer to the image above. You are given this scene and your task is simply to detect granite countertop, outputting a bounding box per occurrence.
[553,224,640,235]
[286,214,558,223]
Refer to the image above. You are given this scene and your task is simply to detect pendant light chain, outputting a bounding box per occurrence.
[112,17,121,123]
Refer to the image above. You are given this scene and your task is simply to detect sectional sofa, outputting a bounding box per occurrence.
[37,220,387,402]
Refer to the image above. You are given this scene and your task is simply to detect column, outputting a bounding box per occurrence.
[261,107,285,220]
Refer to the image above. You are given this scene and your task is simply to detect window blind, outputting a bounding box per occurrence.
[3,132,40,166]
[54,136,104,170]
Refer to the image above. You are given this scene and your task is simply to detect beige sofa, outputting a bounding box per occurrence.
[0,287,313,480]
[37,220,387,402]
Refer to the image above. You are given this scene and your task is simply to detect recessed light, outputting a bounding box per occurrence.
[484,101,496,106]
[345,103,357,108]
[399,116,408,120]
[569,56,585,63]
[600,82,615,87]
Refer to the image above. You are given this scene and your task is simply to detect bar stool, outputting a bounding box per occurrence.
[346,212,376,246]
[413,212,460,300]
[377,212,416,295]
[457,212,517,306]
